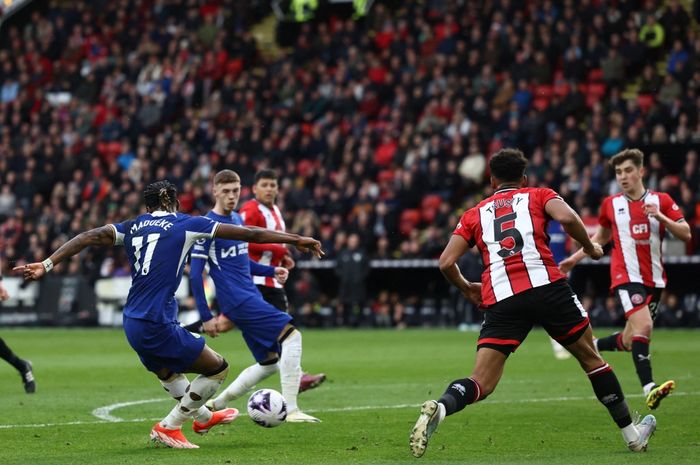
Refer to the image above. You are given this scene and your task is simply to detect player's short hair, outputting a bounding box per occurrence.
[254,169,278,184]
[489,148,528,183]
[214,169,240,185]
[144,180,178,211]
[609,148,644,168]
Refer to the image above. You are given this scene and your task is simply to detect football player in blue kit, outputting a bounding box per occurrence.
[189,170,320,422]
[15,180,323,448]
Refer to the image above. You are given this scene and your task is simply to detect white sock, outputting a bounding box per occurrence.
[159,373,194,429]
[160,404,191,430]
[194,406,212,424]
[159,373,189,400]
[279,330,303,412]
[213,363,278,409]
[437,402,446,423]
[184,372,228,409]
[159,374,213,424]
[643,382,656,396]
[621,423,640,444]
[160,367,229,429]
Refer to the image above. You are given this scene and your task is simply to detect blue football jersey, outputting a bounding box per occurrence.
[110,211,220,323]
[191,211,262,308]
[547,220,567,265]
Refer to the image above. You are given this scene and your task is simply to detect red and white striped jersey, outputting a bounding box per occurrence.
[599,190,685,290]
[239,199,289,288]
[454,187,566,307]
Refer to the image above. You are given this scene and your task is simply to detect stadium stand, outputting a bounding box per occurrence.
[1,0,699,327]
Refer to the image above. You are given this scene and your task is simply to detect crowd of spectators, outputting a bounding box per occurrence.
[1,0,700,326]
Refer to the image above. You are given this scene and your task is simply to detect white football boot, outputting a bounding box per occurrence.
[286,410,321,423]
[410,400,445,458]
[627,414,656,452]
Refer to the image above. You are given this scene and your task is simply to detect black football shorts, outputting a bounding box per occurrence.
[614,283,662,320]
[477,279,590,355]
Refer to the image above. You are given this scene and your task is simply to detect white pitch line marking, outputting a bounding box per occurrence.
[0,391,697,430]
[92,398,167,422]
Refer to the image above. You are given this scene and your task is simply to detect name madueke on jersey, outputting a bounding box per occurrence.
[130,218,174,233]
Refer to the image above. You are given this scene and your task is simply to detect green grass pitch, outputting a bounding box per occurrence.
[0,328,698,464]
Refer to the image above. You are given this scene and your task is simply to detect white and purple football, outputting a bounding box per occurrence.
[247,388,287,427]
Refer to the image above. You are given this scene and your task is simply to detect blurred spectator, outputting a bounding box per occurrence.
[601,48,625,86]
[667,39,690,77]
[638,64,662,95]
[660,0,690,47]
[0,185,16,220]
[657,74,682,107]
[590,296,625,327]
[639,14,665,63]
[335,233,370,327]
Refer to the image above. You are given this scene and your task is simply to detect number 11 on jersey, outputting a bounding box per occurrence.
[132,234,160,275]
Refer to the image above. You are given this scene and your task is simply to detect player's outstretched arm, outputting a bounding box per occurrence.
[438,235,482,305]
[14,225,116,280]
[559,224,612,272]
[215,224,324,258]
[546,199,606,268]
[188,256,218,336]
[248,259,276,278]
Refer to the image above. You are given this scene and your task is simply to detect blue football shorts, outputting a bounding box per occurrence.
[222,295,293,363]
[123,316,205,373]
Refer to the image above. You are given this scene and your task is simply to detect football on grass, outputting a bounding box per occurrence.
[247,389,287,427]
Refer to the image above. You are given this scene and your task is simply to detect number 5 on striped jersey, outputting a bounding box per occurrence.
[494,212,524,258]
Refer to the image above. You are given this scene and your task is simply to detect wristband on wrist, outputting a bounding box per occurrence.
[42,258,54,273]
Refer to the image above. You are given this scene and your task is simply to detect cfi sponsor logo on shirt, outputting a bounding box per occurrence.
[629,219,650,240]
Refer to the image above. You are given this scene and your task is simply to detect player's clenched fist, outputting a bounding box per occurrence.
[584,242,604,260]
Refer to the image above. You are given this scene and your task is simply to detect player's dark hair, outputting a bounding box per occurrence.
[254,169,278,184]
[489,148,528,183]
[143,180,178,212]
[214,169,241,185]
[609,148,644,169]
